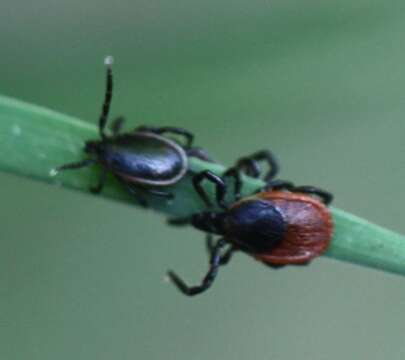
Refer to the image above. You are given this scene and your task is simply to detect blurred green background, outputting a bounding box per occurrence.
[1,0,405,359]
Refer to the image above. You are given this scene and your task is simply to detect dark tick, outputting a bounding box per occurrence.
[167,151,333,296]
[57,57,211,205]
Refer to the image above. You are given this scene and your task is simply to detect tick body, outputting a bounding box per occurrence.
[57,57,210,203]
[88,131,188,186]
[228,191,333,265]
[167,152,333,296]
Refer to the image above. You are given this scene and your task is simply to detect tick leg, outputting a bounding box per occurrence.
[136,126,194,148]
[193,170,227,209]
[222,150,279,199]
[205,235,234,265]
[186,147,214,162]
[167,217,191,226]
[110,116,125,136]
[262,181,333,205]
[98,57,114,139]
[205,234,215,254]
[56,158,96,171]
[124,183,173,204]
[223,167,242,201]
[143,188,174,200]
[121,183,149,208]
[291,186,333,205]
[236,150,280,181]
[265,261,310,269]
[90,169,107,194]
[264,263,287,269]
[235,158,260,178]
[167,238,226,296]
[219,247,234,265]
[262,179,295,192]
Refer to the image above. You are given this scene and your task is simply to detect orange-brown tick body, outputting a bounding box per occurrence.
[167,156,334,296]
[250,191,333,265]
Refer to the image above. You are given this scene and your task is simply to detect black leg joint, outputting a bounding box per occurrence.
[292,186,333,205]
[223,167,242,201]
[167,238,226,297]
[192,170,227,209]
[136,126,194,148]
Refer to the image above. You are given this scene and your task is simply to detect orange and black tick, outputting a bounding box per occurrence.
[57,57,211,206]
[167,153,333,296]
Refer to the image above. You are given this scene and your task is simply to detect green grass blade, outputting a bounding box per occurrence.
[1,95,405,276]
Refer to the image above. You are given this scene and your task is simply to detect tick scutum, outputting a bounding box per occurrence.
[101,132,187,186]
[224,199,287,253]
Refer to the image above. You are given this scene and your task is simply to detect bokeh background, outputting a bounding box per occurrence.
[1,0,405,359]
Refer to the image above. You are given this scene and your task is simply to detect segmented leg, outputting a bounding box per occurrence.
[291,186,333,205]
[99,57,114,139]
[90,169,107,194]
[264,263,287,269]
[264,261,310,269]
[205,234,215,253]
[262,181,333,205]
[110,116,125,136]
[186,147,214,162]
[125,182,174,202]
[121,182,149,208]
[223,167,242,201]
[167,217,191,226]
[262,179,295,192]
[167,238,226,296]
[143,187,174,200]
[56,158,96,171]
[136,126,194,148]
[236,150,280,181]
[221,149,279,200]
[219,247,234,265]
[206,235,234,265]
[192,170,227,209]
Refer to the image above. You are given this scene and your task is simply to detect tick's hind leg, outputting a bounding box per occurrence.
[262,179,295,192]
[90,169,107,194]
[235,150,280,181]
[264,263,287,269]
[192,170,228,209]
[223,167,242,201]
[186,147,214,162]
[123,182,174,206]
[262,180,333,205]
[167,238,226,296]
[136,126,194,148]
[264,261,310,269]
[290,185,333,205]
[223,149,279,200]
[206,235,235,265]
[143,187,174,200]
[120,182,149,208]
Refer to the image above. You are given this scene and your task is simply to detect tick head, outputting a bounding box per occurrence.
[191,211,225,235]
[84,140,103,155]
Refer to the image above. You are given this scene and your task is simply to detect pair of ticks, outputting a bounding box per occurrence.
[58,57,334,297]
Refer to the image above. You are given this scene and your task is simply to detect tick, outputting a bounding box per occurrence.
[167,151,333,296]
[57,57,211,205]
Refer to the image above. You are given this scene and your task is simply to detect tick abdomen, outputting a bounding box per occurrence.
[103,132,187,185]
[253,191,333,265]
